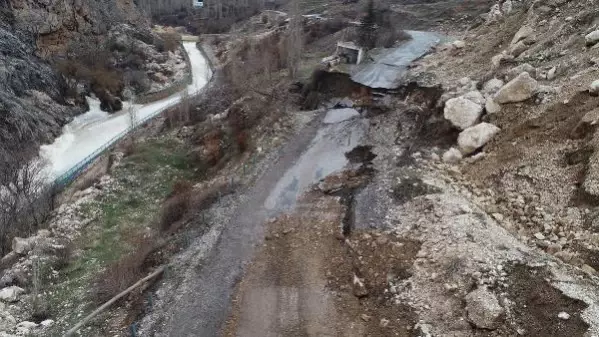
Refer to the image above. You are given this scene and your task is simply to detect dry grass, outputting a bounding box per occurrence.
[159,192,191,232]
[158,180,235,233]
[92,234,154,305]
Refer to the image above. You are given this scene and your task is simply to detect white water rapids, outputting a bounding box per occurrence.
[38,42,212,181]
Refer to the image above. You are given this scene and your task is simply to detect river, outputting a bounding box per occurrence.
[39,42,212,181]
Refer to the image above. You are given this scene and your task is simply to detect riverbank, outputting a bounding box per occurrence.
[40,42,212,183]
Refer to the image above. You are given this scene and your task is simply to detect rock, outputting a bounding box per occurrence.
[360,314,371,322]
[501,0,512,14]
[511,25,534,46]
[457,123,501,155]
[547,243,562,254]
[585,30,599,46]
[558,312,571,320]
[483,78,504,96]
[486,4,503,22]
[590,80,599,95]
[444,97,483,130]
[352,274,368,298]
[505,63,536,81]
[485,98,501,114]
[16,326,31,335]
[494,72,539,104]
[508,41,528,57]
[534,232,545,240]
[16,321,38,329]
[571,108,599,138]
[547,67,557,81]
[379,318,390,327]
[458,77,471,86]
[40,319,54,327]
[453,40,466,49]
[465,287,505,329]
[465,152,486,163]
[443,148,463,163]
[98,90,123,113]
[491,52,513,68]
[11,237,33,255]
[581,264,596,275]
[0,286,24,302]
[0,311,16,331]
[463,91,485,106]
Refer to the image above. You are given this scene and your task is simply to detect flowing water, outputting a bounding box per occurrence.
[38,42,212,181]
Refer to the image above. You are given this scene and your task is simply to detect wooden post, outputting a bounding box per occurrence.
[64,267,165,336]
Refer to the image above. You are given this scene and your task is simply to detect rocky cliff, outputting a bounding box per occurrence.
[0,0,174,159]
[0,6,79,158]
[9,0,147,56]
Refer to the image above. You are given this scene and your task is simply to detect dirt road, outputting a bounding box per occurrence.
[222,190,421,337]
[155,110,367,336]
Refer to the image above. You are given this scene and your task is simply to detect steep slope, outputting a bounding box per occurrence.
[0,0,177,159]
[9,0,147,56]
[0,8,79,158]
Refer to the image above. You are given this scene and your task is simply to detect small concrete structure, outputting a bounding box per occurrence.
[336,42,365,65]
[193,0,204,7]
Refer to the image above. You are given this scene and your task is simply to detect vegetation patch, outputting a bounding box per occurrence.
[42,137,195,335]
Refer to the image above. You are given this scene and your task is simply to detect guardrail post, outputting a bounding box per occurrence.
[130,322,138,337]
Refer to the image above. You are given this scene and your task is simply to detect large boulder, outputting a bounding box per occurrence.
[494,72,538,104]
[0,286,24,303]
[511,25,534,46]
[485,97,501,114]
[458,123,501,155]
[586,30,599,46]
[444,97,483,130]
[11,237,33,255]
[465,287,505,329]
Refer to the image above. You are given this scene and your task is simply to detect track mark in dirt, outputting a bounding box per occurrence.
[496,264,589,337]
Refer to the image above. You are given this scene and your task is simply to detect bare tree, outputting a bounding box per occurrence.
[287,0,303,79]
[0,151,52,254]
[127,95,138,131]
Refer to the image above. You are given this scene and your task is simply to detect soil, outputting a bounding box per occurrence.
[499,264,589,337]
[223,187,421,337]
[390,176,441,205]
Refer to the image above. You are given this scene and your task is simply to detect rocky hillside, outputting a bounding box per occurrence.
[0,0,187,159]
[8,0,147,56]
[382,0,599,334]
[0,7,79,159]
